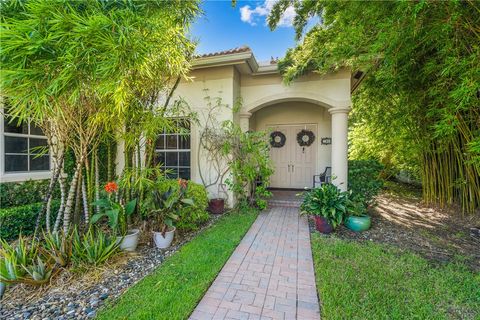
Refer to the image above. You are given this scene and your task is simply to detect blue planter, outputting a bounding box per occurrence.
[0,282,5,300]
[346,215,371,232]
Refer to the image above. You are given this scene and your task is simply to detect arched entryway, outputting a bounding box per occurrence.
[249,101,331,189]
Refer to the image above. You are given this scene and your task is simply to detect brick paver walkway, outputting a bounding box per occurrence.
[190,206,320,320]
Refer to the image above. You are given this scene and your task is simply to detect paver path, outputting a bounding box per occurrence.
[190,206,320,320]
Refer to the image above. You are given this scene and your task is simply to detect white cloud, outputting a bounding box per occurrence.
[239,1,295,27]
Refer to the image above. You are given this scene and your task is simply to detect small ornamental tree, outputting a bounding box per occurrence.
[1,0,200,233]
[222,121,274,209]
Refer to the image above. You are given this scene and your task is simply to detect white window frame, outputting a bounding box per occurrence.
[0,108,53,183]
[155,119,191,180]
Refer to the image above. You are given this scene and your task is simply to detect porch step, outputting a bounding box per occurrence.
[268,199,302,208]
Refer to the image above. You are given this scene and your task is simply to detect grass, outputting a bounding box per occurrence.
[311,235,480,320]
[97,209,258,320]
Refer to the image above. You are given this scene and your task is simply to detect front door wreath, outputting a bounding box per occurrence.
[270,131,286,148]
[297,129,315,147]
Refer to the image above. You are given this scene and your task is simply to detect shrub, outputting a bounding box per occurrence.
[71,228,119,267]
[0,236,53,286]
[0,180,60,209]
[348,160,384,206]
[300,184,349,228]
[155,179,209,232]
[0,201,60,241]
[222,122,274,209]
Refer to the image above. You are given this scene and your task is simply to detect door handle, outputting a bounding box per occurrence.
[288,164,291,172]
[292,164,294,172]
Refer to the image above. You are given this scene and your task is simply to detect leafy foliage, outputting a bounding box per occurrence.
[269,1,480,213]
[0,201,60,241]
[348,160,384,207]
[42,231,72,267]
[221,121,274,209]
[143,180,194,235]
[91,192,137,236]
[0,180,60,209]
[71,228,119,267]
[301,184,349,228]
[155,179,209,232]
[1,0,201,233]
[0,236,53,285]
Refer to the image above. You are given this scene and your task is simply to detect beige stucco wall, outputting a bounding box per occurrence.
[251,102,332,176]
[114,64,349,202]
[173,66,236,205]
[240,69,351,113]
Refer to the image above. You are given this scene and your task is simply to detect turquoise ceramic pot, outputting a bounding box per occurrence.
[346,215,371,232]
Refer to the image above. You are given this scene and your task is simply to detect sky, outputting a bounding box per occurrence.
[191,0,300,63]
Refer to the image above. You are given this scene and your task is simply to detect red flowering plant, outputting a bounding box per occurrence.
[145,178,194,236]
[91,182,137,236]
[104,182,118,194]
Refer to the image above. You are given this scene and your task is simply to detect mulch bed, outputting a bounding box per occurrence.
[311,188,480,271]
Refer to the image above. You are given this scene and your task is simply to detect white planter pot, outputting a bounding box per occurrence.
[117,229,140,252]
[153,227,176,249]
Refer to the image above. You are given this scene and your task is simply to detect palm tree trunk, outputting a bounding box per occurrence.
[73,173,82,225]
[82,175,89,225]
[45,197,52,233]
[63,158,83,233]
[95,149,100,213]
[107,143,111,181]
[53,176,66,233]
[34,152,64,235]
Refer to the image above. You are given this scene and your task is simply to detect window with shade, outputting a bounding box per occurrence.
[154,119,190,179]
[3,113,50,173]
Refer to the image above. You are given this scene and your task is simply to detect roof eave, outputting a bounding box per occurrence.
[192,51,278,75]
[192,52,253,69]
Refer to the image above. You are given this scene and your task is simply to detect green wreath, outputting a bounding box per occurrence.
[297,129,315,147]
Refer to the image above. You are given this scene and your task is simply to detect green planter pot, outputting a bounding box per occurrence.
[346,215,371,232]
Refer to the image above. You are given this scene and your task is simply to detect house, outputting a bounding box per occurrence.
[1,47,357,201]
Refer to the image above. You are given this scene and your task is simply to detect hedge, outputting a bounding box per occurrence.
[156,179,209,232]
[0,179,60,209]
[0,201,60,241]
[348,159,384,205]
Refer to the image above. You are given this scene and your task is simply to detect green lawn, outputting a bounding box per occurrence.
[311,235,480,320]
[97,210,258,320]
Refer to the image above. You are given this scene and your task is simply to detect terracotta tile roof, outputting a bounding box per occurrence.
[196,46,252,58]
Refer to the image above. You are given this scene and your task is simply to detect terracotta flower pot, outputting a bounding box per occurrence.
[314,216,333,234]
[208,198,225,214]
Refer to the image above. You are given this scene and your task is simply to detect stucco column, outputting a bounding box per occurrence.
[329,107,350,191]
[239,112,252,132]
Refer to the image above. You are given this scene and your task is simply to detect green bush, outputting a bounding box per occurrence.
[0,180,60,209]
[71,228,120,267]
[0,201,60,241]
[156,179,209,232]
[348,160,384,206]
[300,184,349,228]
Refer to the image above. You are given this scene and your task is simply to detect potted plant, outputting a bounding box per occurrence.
[147,179,194,248]
[91,182,139,252]
[345,195,371,232]
[300,184,348,234]
[208,197,225,214]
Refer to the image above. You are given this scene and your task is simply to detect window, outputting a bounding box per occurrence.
[154,119,191,179]
[3,113,50,173]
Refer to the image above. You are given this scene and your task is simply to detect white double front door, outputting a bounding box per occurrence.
[269,124,316,189]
